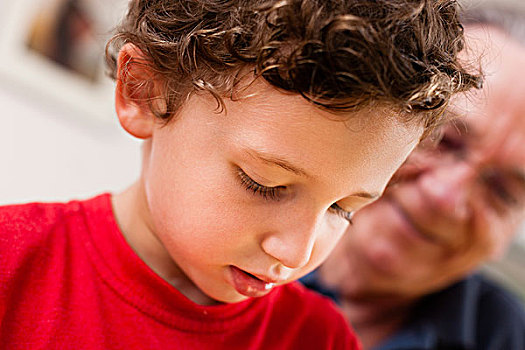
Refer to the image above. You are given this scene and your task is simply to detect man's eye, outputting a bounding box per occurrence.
[437,133,465,153]
[329,203,354,224]
[237,168,285,200]
[482,170,519,207]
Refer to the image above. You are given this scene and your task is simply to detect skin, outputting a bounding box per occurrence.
[111,44,422,306]
[318,26,525,349]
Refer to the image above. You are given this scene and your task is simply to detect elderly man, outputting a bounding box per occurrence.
[304,4,525,350]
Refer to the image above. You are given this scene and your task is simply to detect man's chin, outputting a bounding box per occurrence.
[339,283,413,304]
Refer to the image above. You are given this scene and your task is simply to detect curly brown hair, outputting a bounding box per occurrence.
[106,0,481,135]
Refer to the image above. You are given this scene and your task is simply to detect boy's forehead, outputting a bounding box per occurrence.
[226,78,404,129]
[224,81,410,139]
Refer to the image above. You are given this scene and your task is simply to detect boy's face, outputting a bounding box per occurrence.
[133,79,421,304]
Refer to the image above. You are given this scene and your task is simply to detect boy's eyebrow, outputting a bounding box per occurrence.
[244,149,381,200]
[245,149,311,178]
[351,191,380,200]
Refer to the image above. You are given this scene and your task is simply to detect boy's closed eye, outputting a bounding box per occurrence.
[236,167,354,224]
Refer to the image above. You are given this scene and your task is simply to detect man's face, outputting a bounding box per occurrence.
[138,78,421,304]
[320,27,525,299]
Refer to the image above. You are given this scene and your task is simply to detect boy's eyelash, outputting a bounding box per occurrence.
[329,203,354,224]
[237,168,354,223]
[237,168,283,200]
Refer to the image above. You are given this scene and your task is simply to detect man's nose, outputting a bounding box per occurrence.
[261,210,321,269]
[418,161,476,219]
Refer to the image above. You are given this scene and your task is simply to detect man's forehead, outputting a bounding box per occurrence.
[450,87,525,151]
[460,24,525,135]
[447,119,525,193]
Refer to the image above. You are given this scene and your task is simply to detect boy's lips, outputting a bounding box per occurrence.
[228,266,277,298]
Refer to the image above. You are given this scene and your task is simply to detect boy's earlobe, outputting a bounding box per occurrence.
[115,43,155,139]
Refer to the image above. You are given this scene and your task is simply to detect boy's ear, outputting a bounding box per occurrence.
[115,43,156,139]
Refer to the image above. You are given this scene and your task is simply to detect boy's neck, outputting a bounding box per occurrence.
[111,181,219,306]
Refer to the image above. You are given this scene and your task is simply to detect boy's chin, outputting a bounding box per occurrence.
[206,287,268,305]
[194,289,250,305]
[187,283,252,305]
[198,284,275,305]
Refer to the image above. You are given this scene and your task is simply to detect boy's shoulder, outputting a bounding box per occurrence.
[0,195,109,267]
[0,199,73,230]
[0,198,82,247]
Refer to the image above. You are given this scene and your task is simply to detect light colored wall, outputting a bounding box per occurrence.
[0,81,140,205]
[0,0,138,205]
[463,0,525,11]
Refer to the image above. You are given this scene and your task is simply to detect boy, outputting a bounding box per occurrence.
[0,0,479,348]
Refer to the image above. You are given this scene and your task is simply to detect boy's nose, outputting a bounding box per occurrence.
[261,212,320,270]
[418,161,476,219]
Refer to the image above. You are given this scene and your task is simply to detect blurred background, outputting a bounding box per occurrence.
[0,0,139,205]
[0,0,524,300]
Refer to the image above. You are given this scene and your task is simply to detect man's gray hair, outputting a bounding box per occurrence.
[461,1,525,45]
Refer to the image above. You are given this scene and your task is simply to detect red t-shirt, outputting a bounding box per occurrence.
[0,194,360,349]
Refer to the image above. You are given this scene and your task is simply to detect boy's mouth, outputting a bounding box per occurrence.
[228,266,275,298]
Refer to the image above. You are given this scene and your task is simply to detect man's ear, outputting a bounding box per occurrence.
[115,43,156,139]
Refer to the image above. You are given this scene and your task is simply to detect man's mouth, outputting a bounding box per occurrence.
[388,196,441,245]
